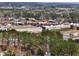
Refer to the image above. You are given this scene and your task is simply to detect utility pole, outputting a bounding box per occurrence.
[44,36,51,56]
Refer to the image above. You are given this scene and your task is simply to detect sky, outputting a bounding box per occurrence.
[0,0,79,2]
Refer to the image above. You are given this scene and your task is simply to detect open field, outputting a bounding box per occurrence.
[13,25,42,33]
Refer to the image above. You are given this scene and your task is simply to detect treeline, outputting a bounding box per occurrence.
[0,29,79,56]
[14,11,79,23]
[14,11,61,20]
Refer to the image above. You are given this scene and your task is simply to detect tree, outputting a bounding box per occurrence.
[50,39,77,56]
[37,48,44,56]
[4,49,15,56]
